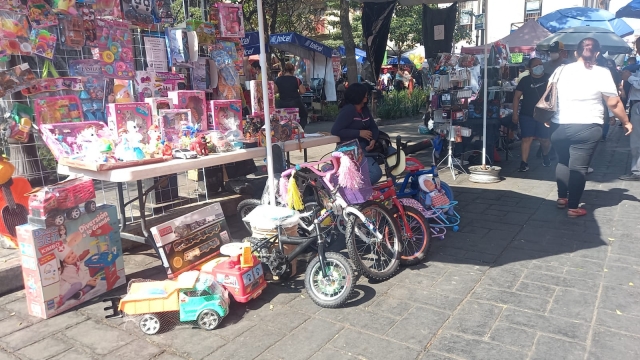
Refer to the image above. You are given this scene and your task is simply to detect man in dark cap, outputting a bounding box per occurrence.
[543,41,569,76]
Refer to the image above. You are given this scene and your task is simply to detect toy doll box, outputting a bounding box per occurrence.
[40,121,165,171]
[106,102,153,137]
[168,90,207,131]
[17,205,126,319]
[208,100,241,131]
[150,203,232,279]
[249,81,275,116]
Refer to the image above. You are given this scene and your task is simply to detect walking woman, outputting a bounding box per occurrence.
[551,38,632,217]
[274,62,308,129]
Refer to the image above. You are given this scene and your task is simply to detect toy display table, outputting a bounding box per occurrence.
[57,136,339,254]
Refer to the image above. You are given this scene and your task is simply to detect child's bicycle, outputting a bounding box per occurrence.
[245,152,402,304]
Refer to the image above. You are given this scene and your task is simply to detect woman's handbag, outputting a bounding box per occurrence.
[534,65,565,123]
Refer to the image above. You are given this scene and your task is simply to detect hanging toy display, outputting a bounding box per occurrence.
[0,64,37,98]
[123,0,155,27]
[78,4,97,47]
[165,28,197,67]
[51,0,78,15]
[96,19,135,80]
[154,0,173,23]
[0,10,33,59]
[58,14,84,50]
[93,0,122,18]
[0,0,27,13]
[27,0,59,28]
[30,28,57,59]
[217,3,244,38]
[69,59,107,121]
[34,95,84,126]
[211,48,240,100]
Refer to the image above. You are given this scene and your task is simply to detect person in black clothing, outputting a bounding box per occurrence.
[331,83,392,184]
[274,62,308,128]
[513,57,551,172]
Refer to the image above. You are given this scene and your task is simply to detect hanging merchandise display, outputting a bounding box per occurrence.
[0,64,37,98]
[95,19,134,79]
[58,14,84,50]
[78,3,97,47]
[186,20,216,47]
[69,59,107,121]
[0,10,33,59]
[30,28,57,59]
[165,27,197,67]
[217,3,244,38]
[249,80,274,116]
[122,0,155,26]
[51,0,77,15]
[27,0,59,28]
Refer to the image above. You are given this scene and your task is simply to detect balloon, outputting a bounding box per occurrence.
[408,54,416,61]
[415,62,423,69]
[418,56,425,63]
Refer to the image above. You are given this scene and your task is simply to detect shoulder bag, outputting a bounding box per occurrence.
[533,65,565,123]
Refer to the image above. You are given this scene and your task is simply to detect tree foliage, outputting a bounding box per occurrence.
[170,0,203,24]
[388,5,422,56]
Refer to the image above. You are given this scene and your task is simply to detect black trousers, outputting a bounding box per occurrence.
[550,123,602,209]
[278,98,308,129]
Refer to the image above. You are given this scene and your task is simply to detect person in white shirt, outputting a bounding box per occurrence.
[551,38,632,217]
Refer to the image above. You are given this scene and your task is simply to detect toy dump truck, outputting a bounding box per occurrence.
[114,271,229,335]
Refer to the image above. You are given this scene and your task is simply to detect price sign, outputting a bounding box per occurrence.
[511,53,524,64]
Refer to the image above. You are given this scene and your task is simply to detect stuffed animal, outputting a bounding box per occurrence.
[189,135,208,156]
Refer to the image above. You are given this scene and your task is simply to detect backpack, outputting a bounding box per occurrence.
[371,131,392,164]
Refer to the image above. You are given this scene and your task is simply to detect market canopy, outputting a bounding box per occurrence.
[461,20,551,55]
[241,32,268,57]
[538,7,634,38]
[269,32,334,59]
[338,46,367,63]
[536,26,632,54]
[616,0,640,19]
[387,56,411,65]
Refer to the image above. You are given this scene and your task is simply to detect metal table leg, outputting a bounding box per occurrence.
[304,149,308,162]
[116,182,127,233]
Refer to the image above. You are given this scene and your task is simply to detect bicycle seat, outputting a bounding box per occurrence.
[242,205,300,229]
[405,157,425,172]
[386,150,406,176]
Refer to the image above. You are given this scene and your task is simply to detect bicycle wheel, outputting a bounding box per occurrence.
[397,206,430,266]
[345,201,401,281]
[237,199,262,232]
[304,252,355,308]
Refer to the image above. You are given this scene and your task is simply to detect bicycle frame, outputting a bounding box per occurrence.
[371,179,415,238]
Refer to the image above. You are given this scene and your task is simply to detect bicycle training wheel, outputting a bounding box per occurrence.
[237,199,262,232]
[397,206,430,266]
[304,251,355,308]
[345,201,402,281]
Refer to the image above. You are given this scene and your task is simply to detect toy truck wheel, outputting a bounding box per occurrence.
[48,213,65,226]
[66,207,81,220]
[197,309,221,331]
[85,200,97,213]
[139,314,161,335]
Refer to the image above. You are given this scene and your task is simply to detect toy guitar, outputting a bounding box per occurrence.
[0,157,31,242]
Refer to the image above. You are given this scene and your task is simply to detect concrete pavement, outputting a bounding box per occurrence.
[1,117,639,359]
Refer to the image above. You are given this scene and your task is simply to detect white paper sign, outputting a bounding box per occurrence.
[144,37,169,72]
[434,25,445,41]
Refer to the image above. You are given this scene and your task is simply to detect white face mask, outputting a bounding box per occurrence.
[532,65,544,76]
[550,53,560,61]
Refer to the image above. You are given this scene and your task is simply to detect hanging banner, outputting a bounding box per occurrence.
[475,14,485,30]
[362,0,397,80]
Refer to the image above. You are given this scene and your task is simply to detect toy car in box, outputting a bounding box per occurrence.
[28,177,97,228]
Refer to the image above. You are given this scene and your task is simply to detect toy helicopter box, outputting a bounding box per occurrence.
[150,203,232,279]
[16,205,126,319]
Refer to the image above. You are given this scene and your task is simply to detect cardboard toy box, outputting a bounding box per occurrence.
[168,90,207,131]
[106,102,153,141]
[249,80,275,117]
[208,100,242,131]
[17,205,126,319]
[150,203,232,279]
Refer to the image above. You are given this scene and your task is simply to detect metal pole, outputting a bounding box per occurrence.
[257,0,276,205]
[482,0,488,168]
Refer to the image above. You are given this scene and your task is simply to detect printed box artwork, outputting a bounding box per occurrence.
[217,3,244,38]
[274,108,300,124]
[158,109,193,145]
[17,205,126,319]
[208,100,241,132]
[150,203,232,279]
[136,71,186,101]
[145,97,174,125]
[249,80,275,116]
[106,102,153,143]
[167,90,207,130]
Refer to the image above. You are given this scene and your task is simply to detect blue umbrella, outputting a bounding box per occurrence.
[538,7,634,38]
[387,56,411,65]
[616,0,640,19]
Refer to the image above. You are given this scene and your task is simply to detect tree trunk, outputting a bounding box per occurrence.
[340,0,358,84]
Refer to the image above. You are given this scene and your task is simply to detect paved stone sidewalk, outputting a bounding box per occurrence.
[1,118,639,360]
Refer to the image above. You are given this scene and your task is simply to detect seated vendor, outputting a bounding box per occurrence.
[331,83,393,184]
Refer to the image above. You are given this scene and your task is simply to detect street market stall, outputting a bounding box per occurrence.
[461,20,551,56]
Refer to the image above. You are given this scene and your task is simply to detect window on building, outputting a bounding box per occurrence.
[524,0,542,21]
[458,2,473,34]
[584,0,610,9]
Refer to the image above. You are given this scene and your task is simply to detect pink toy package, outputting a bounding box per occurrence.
[136,71,186,101]
[217,3,244,38]
[106,103,153,143]
[168,90,207,130]
[158,109,193,145]
[39,121,112,161]
[275,108,300,124]
[208,100,241,132]
[250,80,275,117]
[145,97,174,119]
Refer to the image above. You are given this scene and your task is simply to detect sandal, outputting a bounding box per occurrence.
[557,198,568,209]
[567,208,587,218]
